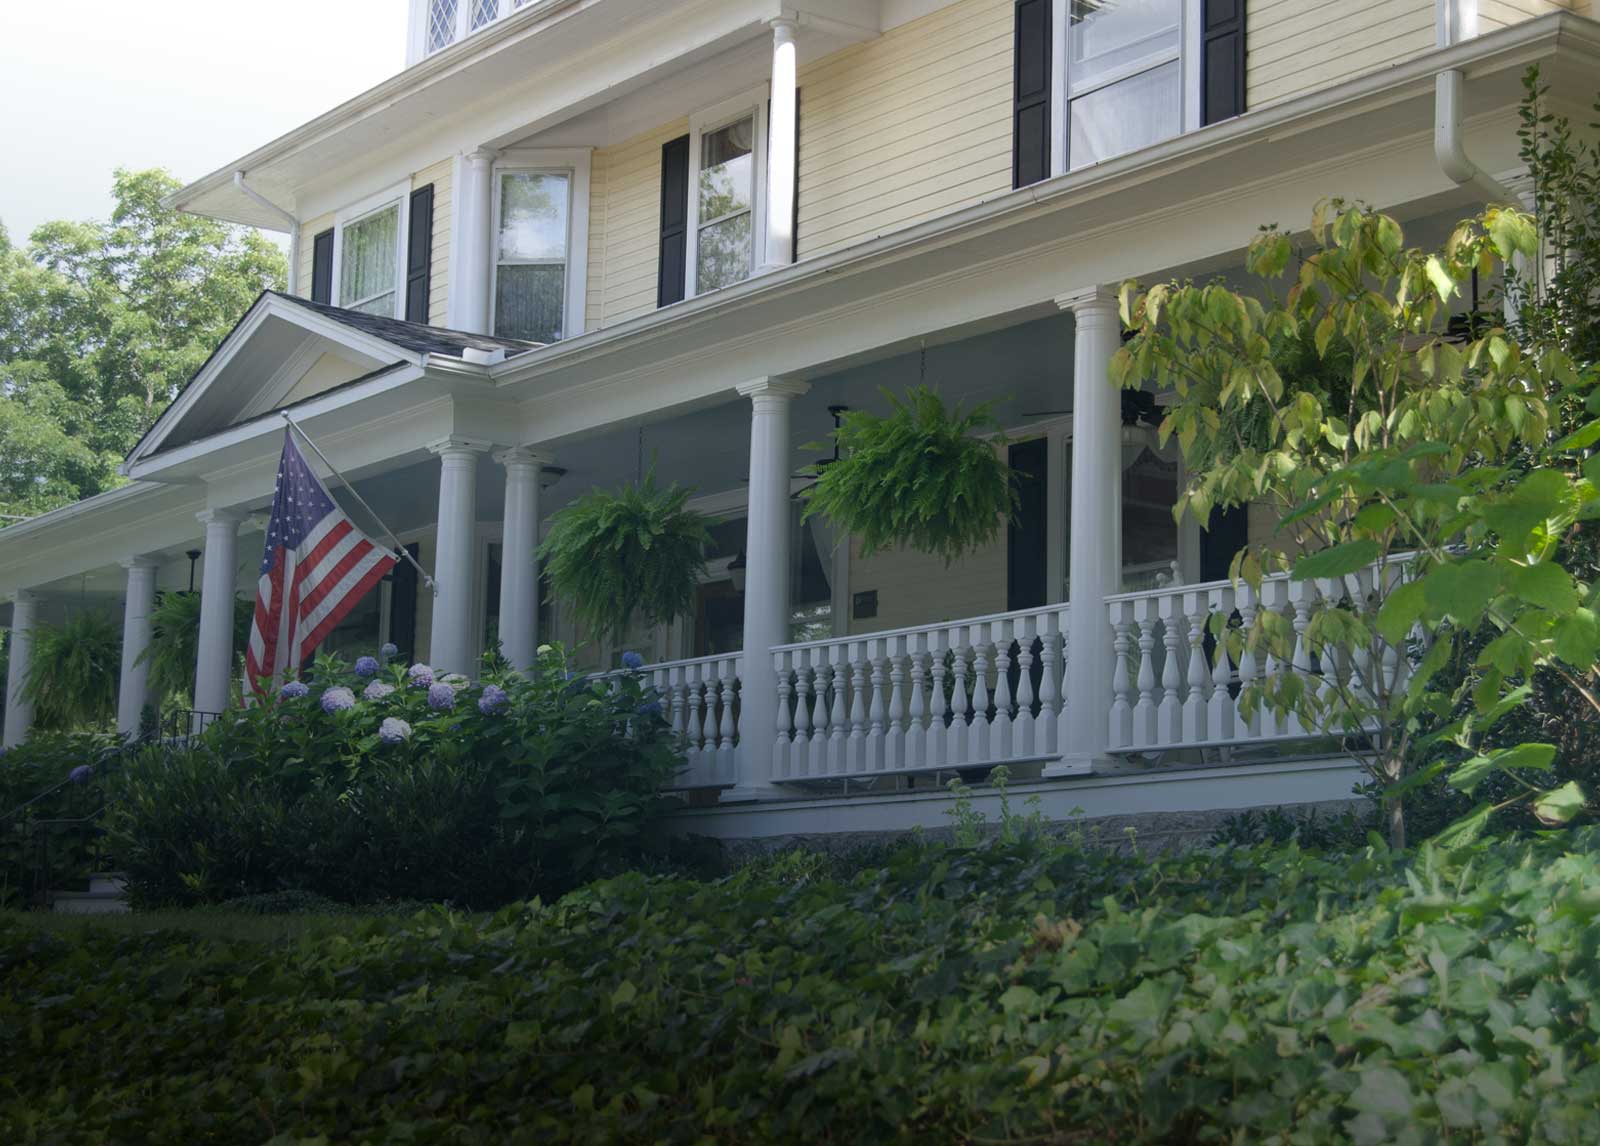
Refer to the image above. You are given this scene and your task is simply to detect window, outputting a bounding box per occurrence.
[686,91,767,299]
[338,203,402,316]
[491,150,590,343]
[427,0,458,53]
[495,171,570,343]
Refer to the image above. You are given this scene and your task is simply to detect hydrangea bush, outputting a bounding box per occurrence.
[107,645,682,908]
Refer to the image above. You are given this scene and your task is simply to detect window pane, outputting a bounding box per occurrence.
[495,263,564,342]
[350,291,397,318]
[1069,0,1180,91]
[428,0,458,52]
[698,117,753,224]
[499,172,569,261]
[1068,59,1181,168]
[696,211,752,293]
[340,205,399,312]
[471,0,497,30]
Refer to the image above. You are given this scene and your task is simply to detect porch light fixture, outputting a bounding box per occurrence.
[728,550,747,592]
[538,465,567,490]
[185,549,202,593]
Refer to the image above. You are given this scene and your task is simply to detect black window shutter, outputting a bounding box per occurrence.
[1012,0,1051,189]
[310,228,334,304]
[657,134,691,307]
[1201,0,1246,125]
[1006,437,1050,610]
[405,183,435,324]
[1200,504,1250,582]
[388,542,422,665]
[791,87,802,262]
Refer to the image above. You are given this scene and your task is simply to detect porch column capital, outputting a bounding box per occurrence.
[493,445,554,470]
[196,507,246,529]
[736,377,809,402]
[119,556,161,572]
[769,15,798,42]
[9,588,39,608]
[1054,285,1120,319]
[464,147,499,169]
[427,436,494,460]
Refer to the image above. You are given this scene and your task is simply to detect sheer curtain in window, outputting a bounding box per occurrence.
[1066,0,1182,169]
[495,171,570,343]
[340,206,399,316]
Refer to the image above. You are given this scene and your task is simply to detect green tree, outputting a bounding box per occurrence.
[0,169,285,520]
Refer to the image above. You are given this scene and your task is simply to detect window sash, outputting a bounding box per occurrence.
[494,169,573,343]
[689,109,759,295]
[338,202,402,314]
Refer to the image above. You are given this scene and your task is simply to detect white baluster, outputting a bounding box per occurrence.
[885,636,906,771]
[968,624,991,756]
[906,635,926,769]
[1013,615,1037,759]
[1182,589,1209,744]
[1109,601,1134,749]
[1156,594,1184,746]
[1036,613,1060,757]
[990,619,1013,761]
[726,658,742,786]
[1288,578,1315,736]
[1206,586,1235,743]
[771,651,791,776]
[1258,578,1290,739]
[791,655,812,779]
[926,631,947,770]
[848,642,868,772]
[828,644,848,774]
[1132,596,1159,748]
[810,649,831,776]
[867,639,887,771]
[947,628,970,765]
[1235,582,1261,740]
[686,668,706,758]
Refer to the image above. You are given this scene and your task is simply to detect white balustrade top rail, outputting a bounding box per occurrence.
[605,651,741,790]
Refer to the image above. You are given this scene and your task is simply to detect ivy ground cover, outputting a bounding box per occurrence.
[4,831,1600,1143]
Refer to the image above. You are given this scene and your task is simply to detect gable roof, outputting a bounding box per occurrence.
[124,291,539,469]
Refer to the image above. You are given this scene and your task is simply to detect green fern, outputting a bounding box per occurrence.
[538,471,711,644]
[24,611,121,731]
[138,591,253,705]
[802,387,1018,564]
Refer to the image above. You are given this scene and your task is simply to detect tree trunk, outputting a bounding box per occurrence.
[1387,797,1406,851]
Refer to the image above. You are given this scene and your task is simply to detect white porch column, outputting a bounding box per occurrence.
[193,509,244,716]
[1055,286,1122,775]
[731,377,809,801]
[3,590,39,749]
[452,148,497,334]
[762,17,799,271]
[117,558,160,738]
[496,446,550,674]
[430,438,489,675]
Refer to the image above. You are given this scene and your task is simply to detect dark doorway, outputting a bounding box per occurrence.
[1007,437,1049,611]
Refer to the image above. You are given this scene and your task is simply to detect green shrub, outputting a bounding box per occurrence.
[4,830,1600,1142]
[0,732,121,907]
[106,644,683,909]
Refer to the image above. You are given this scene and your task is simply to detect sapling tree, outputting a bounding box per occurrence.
[1114,197,1597,847]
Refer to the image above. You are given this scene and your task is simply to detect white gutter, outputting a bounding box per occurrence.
[1434,0,1516,203]
[233,171,301,296]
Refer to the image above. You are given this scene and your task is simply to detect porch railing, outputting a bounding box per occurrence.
[610,653,742,790]
[1105,562,1407,754]
[770,601,1073,781]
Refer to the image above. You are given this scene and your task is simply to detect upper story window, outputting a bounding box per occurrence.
[686,91,768,299]
[492,150,591,344]
[416,0,536,60]
[332,183,412,320]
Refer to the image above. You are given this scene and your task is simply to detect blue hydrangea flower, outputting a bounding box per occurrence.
[407,663,434,688]
[478,684,509,715]
[637,700,664,720]
[320,686,356,714]
[353,656,380,678]
[380,642,399,660]
[69,764,95,784]
[363,680,396,701]
[427,682,456,711]
[621,650,645,671]
[378,717,412,744]
[280,681,309,700]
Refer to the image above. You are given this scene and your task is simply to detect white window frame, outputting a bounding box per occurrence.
[330,180,412,321]
[1049,0,1202,177]
[685,87,769,300]
[491,148,592,342]
[411,0,541,64]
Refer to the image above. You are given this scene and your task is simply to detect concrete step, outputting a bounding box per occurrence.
[51,890,130,915]
[88,872,128,895]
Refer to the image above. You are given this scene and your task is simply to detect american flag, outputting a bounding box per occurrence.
[245,431,397,694]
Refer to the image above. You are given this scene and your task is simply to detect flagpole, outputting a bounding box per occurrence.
[279,412,437,595]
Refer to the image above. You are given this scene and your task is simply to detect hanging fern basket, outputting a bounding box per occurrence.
[24,611,122,731]
[802,387,1018,564]
[538,472,711,645]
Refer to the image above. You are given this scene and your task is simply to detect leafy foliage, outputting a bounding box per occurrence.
[137,590,252,707]
[107,645,683,908]
[802,386,1018,563]
[1116,187,1595,847]
[538,471,711,644]
[5,830,1600,1141]
[0,170,285,520]
[0,732,121,908]
[22,611,121,731]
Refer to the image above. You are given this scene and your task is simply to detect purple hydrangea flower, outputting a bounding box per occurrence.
[378,717,412,744]
[427,682,456,711]
[478,684,509,715]
[637,700,664,720]
[621,650,645,671]
[407,663,434,688]
[354,656,380,678]
[380,642,399,660]
[363,680,396,701]
[69,764,95,784]
[280,681,309,700]
[320,686,356,714]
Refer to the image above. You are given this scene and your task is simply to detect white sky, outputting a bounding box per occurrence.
[0,0,408,243]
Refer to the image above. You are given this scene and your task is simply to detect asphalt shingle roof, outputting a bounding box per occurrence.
[269,291,542,358]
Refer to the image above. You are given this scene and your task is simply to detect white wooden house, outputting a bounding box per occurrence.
[3,0,1598,840]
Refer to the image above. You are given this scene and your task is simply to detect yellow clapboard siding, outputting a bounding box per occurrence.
[296,212,334,299]
[846,532,1008,637]
[795,0,1014,260]
[1247,0,1436,109]
[414,159,453,327]
[1480,0,1571,30]
[585,118,689,331]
